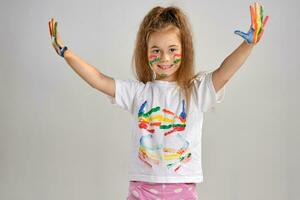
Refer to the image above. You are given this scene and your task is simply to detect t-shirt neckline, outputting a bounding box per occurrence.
[152,80,177,85]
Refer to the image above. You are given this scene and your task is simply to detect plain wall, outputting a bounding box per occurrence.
[0,0,299,199]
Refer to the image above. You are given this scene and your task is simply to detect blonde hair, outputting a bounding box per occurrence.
[132,6,200,114]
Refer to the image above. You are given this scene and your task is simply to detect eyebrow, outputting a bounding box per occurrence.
[150,45,178,49]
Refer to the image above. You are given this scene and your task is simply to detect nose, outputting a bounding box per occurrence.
[160,51,170,63]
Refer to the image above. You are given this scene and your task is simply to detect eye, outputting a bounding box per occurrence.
[152,49,160,54]
[170,48,177,53]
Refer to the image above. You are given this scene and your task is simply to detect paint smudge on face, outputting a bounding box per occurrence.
[174,58,181,64]
[149,54,158,59]
[149,54,160,65]
[173,53,181,64]
[159,73,167,77]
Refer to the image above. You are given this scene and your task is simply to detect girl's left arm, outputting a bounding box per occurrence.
[212,41,254,93]
[212,2,269,93]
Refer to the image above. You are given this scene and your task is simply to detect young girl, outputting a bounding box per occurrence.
[48,2,269,199]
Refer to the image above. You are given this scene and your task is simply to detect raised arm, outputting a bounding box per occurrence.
[212,2,269,93]
[63,50,115,97]
[48,17,115,98]
[212,41,254,93]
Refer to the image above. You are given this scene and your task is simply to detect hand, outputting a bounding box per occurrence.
[48,17,68,57]
[234,2,269,45]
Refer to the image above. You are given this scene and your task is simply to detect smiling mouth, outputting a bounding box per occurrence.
[158,64,173,70]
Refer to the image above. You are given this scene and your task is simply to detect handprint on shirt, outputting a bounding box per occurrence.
[137,99,192,172]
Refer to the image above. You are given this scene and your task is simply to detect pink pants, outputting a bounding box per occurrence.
[126,180,199,200]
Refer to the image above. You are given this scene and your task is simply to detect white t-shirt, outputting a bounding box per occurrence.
[106,70,226,183]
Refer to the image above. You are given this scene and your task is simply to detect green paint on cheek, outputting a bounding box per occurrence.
[149,57,160,65]
[173,58,181,64]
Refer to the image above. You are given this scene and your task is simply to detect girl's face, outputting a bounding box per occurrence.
[147,26,182,81]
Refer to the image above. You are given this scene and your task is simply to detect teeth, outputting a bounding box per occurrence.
[159,65,172,69]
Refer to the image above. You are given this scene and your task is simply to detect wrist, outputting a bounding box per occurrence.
[63,48,72,59]
[243,40,255,48]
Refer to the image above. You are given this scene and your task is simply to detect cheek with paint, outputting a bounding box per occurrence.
[149,54,160,66]
[149,54,167,77]
[173,53,182,65]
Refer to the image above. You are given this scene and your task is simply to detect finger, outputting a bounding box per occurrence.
[52,42,59,54]
[48,21,52,37]
[54,22,59,47]
[253,3,260,43]
[250,4,255,28]
[251,5,257,36]
[254,2,260,29]
[257,15,269,41]
[260,5,264,24]
[235,31,251,45]
[234,30,248,39]
[256,5,263,38]
[51,18,55,35]
[250,4,257,43]
[257,5,264,35]
[54,21,57,37]
[262,15,269,28]
[256,29,264,43]
[256,3,262,30]
[49,19,53,36]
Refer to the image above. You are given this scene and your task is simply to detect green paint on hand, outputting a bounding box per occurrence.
[54,22,59,46]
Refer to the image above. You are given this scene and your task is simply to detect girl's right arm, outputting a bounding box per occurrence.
[63,49,115,98]
[48,17,115,98]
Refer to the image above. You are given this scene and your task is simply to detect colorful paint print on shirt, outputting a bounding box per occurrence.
[137,99,192,172]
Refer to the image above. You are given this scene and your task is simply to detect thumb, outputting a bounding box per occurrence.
[234,30,248,40]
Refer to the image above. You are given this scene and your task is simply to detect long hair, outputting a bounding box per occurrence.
[132,6,199,115]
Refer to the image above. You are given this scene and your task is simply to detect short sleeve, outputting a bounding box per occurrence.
[106,78,144,114]
[195,70,226,112]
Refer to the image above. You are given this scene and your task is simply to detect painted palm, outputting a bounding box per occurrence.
[48,18,68,57]
[137,99,191,172]
[234,2,269,44]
